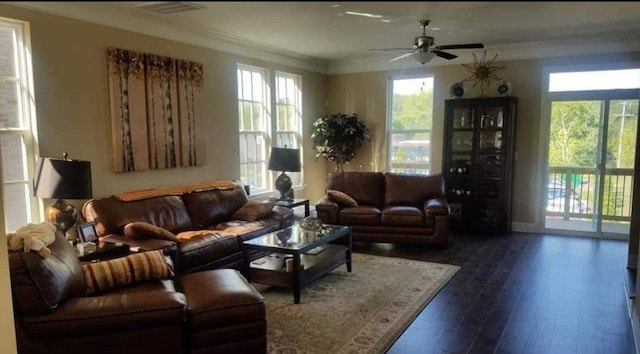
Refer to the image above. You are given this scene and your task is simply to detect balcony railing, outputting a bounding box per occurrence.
[546,166,633,222]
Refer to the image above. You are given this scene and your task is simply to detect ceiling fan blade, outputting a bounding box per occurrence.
[434,50,458,60]
[436,43,484,50]
[389,51,417,63]
[369,48,415,52]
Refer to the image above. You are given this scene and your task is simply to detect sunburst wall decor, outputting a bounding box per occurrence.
[461,51,505,97]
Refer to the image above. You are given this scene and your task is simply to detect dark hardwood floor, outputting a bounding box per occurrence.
[352,232,636,354]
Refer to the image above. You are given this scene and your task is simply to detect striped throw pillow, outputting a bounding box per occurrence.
[83,250,174,294]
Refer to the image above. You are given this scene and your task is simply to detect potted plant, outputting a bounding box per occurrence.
[311,112,371,172]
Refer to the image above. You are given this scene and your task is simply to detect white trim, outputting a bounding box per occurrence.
[5,2,327,74]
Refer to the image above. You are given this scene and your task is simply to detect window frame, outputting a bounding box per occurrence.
[237,65,304,195]
[386,75,434,175]
[0,17,40,233]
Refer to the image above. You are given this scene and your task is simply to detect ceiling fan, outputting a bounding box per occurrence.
[371,20,484,64]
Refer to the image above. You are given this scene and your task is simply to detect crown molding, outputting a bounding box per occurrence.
[327,33,640,74]
[6,2,328,74]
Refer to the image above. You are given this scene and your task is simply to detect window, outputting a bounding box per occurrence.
[387,76,433,174]
[0,17,38,233]
[275,72,302,186]
[237,66,303,193]
[237,65,270,193]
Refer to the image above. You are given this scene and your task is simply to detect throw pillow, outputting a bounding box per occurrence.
[83,250,174,294]
[123,222,180,243]
[232,201,275,222]
[327,189,358,207]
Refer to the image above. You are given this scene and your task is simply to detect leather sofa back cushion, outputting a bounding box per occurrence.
[182,186,248,228]
[83,250,174,294]
[327,172,385,207]
[83,196,192,235]
[385,173,445,207]
[9,232,86,316]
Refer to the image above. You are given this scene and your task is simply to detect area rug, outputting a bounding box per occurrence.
[255,253,460,353]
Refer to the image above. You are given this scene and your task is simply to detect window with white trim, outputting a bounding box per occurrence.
[237,65,270,193]
[387,76,433,174]
[237,65,303,193]
[275,72,302,186]
[0,17,39,232]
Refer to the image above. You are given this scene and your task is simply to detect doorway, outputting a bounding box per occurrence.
[543,69,640,238]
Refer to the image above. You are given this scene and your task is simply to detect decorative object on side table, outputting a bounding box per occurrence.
[33,153,92,238]
[268,146,301,201]
[311,112,371,172]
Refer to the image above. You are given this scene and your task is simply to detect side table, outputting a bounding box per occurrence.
[275,198,310,217]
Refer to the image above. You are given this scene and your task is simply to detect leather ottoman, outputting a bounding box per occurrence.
[176,269,266,354]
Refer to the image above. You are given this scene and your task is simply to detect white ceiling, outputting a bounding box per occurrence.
[9,2,640,74]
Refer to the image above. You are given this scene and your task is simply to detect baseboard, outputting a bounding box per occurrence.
[631,302,640,354]
[511,222,537,233]
[630,254,638,270]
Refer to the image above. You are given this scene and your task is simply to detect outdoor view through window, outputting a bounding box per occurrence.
[388,77,433,174]
[546,68,640,236]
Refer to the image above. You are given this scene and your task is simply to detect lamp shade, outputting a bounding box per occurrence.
[268,147,301,172]
[34,156,93,199]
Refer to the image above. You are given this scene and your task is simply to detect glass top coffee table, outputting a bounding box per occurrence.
[242,223,352,304]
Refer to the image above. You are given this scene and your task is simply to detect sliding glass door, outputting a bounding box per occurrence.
[544,69,640,238]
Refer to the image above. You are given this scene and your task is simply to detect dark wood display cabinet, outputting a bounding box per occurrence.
[443,96,517,235]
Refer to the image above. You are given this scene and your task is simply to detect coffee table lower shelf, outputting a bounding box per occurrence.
[248,244,350,303]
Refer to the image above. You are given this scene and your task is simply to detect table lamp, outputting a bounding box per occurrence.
[268,147,301,201]
[33,153,92,236]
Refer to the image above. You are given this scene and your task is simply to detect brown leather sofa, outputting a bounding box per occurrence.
[9,232,266,354]
[82,181,293,274]
[315,172,450,246]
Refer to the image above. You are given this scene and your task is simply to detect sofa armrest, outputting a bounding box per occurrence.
[423,197,450,216]
[315,197,339,224]
[21,289,187,339]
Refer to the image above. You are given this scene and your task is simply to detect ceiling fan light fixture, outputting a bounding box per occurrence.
[415,51,436,65]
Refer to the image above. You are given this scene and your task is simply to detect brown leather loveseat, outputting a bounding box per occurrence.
[82,180,293,274]
[315,172,450,246]
[9,232,266,354]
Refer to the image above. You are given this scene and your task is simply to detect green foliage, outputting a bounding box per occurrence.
[549,101,600,166]
[311,113,371,170]
[391,90,433,130]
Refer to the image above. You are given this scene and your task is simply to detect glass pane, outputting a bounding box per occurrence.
[239,133,247,163]
[1,134,26,181]
[549,69,640,92]
[452,107,473,129]
[480,131,502,153]
[391,77,433,130]
[252,72,262,101]
[0,27,16,77]
[390,133,430,163]
[0,80,19,128]
[448,154,471,175]
[241,102,252,130]
[252,102,263,131]
[480,106,504,128]
[4,182,29,232]
[242,70,252,99]
[606,100,638,169]
[451,132,473,152]
[549,101,601,167]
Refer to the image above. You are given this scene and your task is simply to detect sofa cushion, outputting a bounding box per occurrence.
[175,231,240,272]
[381,206,424,227]
[124,222,181,243]
[339,206,381,226]
[327,172,385,208]
[385,173,444,207]
[83,195,192,235]
[232,201,275,221]
[83,250,174,294]
[327,189,358,207]
[9,232,86,316]
[182,184,248,228]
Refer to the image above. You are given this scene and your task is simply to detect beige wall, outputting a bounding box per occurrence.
[0,4,328,351]
[327,53,640,228]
